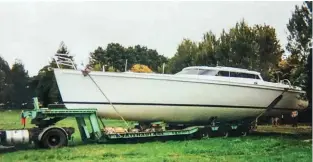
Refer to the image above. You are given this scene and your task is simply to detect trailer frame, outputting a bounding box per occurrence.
[2,97,199,148]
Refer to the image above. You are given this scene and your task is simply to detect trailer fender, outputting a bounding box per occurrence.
[38,126,69,142]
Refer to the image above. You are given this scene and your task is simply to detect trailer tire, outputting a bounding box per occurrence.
[241,131,247,137]
[238,124,250,137]
[41,128,68,149]
[219,126,230,138]
[222,131,229,138]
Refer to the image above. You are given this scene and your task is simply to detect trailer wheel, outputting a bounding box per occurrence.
[238,125,250,137]
[219,126,230,138]
[194,128,210,139]
[222,131,229,138]
[241,131,247,137]
[41,128,68,149]
[197,131,209,139]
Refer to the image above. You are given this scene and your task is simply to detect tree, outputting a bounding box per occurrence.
[105,43,126,72]
[0,57,34,109]
[305,52,312,107]
[196,31,218,66]
[52,41,75,69]
[89,43,168,73]
[254,25,284,81]
[93,63,103,71]
[168,39,198,73]
[168,20,283,79]
[0,56,13,108]
[286,1,312,97]
[215,29,232,66]
[10,59,31,108]
[89,43,127,72]
[35,41,74,106]
[283,1,312,123]
[89,46,106,70]
[125,45,167,72]
[227,20,259,69]
[287,1,312,63]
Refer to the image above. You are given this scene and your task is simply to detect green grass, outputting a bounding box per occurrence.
[0,110,312,162]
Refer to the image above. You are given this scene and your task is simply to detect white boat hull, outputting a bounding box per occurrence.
[53,69,307,124]
[64,104,266,123]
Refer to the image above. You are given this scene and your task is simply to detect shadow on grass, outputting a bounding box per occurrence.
[0,135,194,154]
[0,144,36,154]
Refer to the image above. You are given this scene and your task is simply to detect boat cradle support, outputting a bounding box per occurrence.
[194,89,288,138]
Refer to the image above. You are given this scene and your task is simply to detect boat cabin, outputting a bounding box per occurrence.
[175,66,263,80]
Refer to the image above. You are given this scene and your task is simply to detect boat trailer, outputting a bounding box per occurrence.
[0,91,286,149]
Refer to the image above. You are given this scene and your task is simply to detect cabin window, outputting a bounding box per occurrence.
[230,72,260,79]
[176,69,199,75]
[199,70,218,76]
[176,69,217,76]
[176,68,261,80]
[216,71,230,77]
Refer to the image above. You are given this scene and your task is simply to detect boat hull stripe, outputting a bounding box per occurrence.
[62,101,298,111]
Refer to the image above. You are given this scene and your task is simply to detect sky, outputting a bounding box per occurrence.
[0,1,303,76]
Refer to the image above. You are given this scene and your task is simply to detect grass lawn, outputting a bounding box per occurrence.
[0,110,312,162]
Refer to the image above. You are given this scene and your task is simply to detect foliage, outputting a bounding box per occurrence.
[286,1,312,63]
[306,52,312,103]
[93,63,103,71]
[107,66,116,72]
[130,64,153,73]
[0,57,31,108]
[167,39,199,73]
[196,31,218,66]
[89,43,168,73]
[284,1,312,92]
[272,1,313,123]
[33,41,74,106]
[34,65,60,106]
[168,20,284,80]
[253,24,284,81]
[0,56,12,107]
[226,20,260,69]
[10,59,32,108]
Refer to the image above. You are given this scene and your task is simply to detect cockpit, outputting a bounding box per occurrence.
[175,67,263,80]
